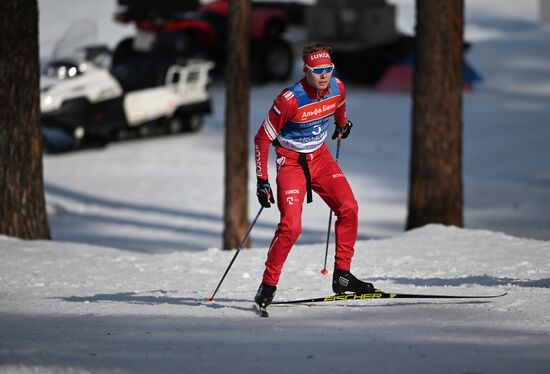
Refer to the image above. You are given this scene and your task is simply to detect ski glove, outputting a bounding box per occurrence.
[256,179,275,208]
[331,119,353,140]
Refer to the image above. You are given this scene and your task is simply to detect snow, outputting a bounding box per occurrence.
[1,225,549,373]
[1,0,549,373]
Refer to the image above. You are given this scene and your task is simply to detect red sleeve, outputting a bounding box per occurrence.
[254,89,297,181]
[334,78,347,127]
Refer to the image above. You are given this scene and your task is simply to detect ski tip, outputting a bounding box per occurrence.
[320,269,329,275]
[204,297,214,303]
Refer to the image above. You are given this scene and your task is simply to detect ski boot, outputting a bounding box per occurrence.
[332,269,375,294]
[255,283,276,317]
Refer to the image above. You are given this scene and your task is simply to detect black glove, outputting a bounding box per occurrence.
[331,119,353,140]
[256,179,275,208]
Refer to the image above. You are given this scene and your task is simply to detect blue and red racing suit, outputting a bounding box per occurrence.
[254,76,359,286]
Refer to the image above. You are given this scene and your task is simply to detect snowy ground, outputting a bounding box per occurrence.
[1,0,549,373]
[1,225,549,373]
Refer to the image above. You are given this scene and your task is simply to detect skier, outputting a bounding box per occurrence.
[254,43,375,308]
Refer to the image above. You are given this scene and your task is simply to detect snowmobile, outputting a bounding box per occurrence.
[40,20,214,152]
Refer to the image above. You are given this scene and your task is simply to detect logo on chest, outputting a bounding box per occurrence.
[294,96,340,123]
[301,103,337,120]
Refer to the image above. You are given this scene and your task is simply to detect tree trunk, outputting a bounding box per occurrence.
[406,0,464,230]
[223,0,251,249]
[0,0,51,239]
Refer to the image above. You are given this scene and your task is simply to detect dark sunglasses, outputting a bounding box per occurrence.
[305,64,335,75]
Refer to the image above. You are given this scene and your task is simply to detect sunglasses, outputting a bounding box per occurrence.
[305,64,335,75]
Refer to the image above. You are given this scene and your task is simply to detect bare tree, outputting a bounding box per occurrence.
[223,0,251,249]
[0,0,50,239]
[406,0,464,230]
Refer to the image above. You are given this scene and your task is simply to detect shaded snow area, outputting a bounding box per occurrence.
[0,0,548,373]
[1,225,549,373]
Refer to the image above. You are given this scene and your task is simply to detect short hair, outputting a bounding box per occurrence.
[302,42,333,57]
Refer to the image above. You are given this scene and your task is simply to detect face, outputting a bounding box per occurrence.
[305,64,333,92]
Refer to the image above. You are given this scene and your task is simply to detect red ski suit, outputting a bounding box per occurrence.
[254,77,358,286]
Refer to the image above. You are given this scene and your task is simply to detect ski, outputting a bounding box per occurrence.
[270,289,508,305]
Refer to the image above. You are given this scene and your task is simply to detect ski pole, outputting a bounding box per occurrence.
[206,206,264,302]
[321,135,342,275]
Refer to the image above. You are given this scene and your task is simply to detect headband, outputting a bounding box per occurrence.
[303,51,332,67]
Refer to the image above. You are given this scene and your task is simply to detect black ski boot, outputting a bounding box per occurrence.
[332,269,375,294]
[255,283,277,307]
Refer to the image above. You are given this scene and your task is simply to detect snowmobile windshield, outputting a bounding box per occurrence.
[51,19,99,63]
[45,19,111,80]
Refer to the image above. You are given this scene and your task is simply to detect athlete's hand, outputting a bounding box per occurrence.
[256,179,275,208]
[331,119,353,140]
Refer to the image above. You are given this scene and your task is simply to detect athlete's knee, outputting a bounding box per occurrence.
[337,198,358,219]
[278,217,302,243]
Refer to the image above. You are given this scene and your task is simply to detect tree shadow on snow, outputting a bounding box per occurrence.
[46,182,222,223]
[45,182,330,252]
[371,275,550,289]
[58,290,255,313]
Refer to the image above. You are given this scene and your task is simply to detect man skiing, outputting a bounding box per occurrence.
[254,43,375,308]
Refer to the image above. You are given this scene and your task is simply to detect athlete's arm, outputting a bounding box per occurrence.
[254,89,297,181]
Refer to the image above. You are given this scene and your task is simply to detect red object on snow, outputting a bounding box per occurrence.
[375,65,413,92]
